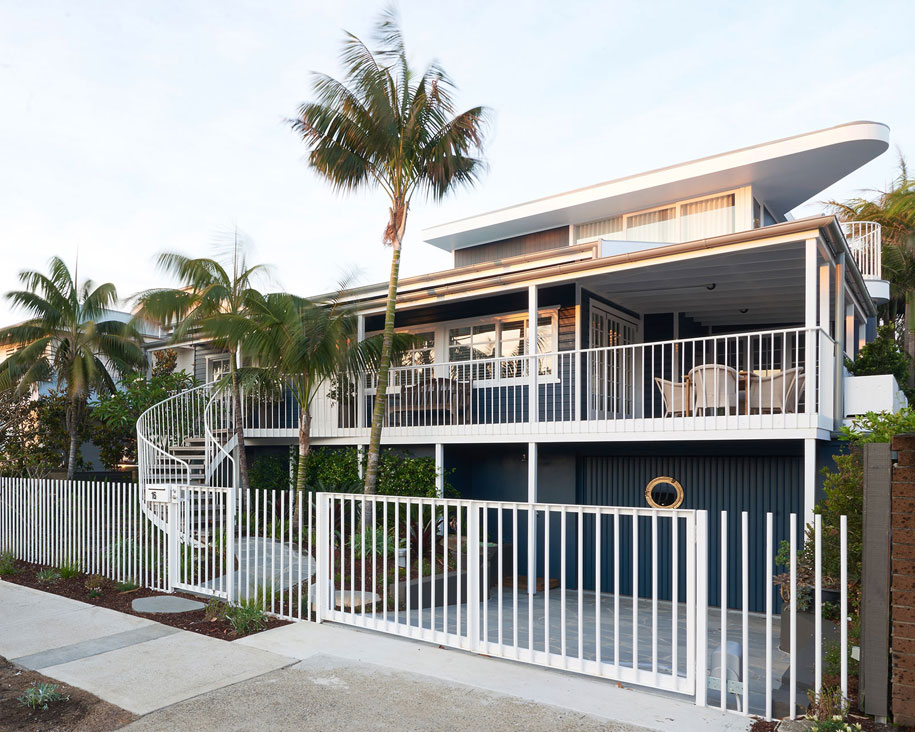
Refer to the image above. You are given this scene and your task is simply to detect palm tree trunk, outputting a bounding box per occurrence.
[292,408,311,534]
[229,359,250,491]
[364,204,408,495]
[65,396,81,481]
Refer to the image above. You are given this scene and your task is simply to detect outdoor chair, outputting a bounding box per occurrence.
[654,377,689,417]
[689,364,739,415]
[746,367,805,414]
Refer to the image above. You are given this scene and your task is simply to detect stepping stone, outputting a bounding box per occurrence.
[132,595,205,614]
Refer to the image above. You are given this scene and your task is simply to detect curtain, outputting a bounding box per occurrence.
[680,194,735,242]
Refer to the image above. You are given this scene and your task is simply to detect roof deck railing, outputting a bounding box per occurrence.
[841,221,882,280]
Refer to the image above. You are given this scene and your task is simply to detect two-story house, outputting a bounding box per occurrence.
[138,120,904,610]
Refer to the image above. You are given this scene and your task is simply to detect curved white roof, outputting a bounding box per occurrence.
[423,121,890,252]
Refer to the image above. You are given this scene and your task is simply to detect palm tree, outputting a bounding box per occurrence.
[0,257,145,479]
[290,7,489,494]
[239,292,369,523]
[828,159,915,365]
[135,240,269,491]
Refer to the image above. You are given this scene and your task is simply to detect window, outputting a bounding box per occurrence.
[447,313,556,380]
[399,331,435,366]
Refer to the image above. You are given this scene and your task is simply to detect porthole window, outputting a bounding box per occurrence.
[645,476,684,509]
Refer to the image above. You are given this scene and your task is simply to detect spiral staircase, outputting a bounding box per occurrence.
[136,382,237,544]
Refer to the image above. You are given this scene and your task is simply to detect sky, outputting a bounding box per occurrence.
[0,0,913,323]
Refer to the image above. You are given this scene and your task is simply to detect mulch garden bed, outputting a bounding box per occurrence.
[748,676,915,731]
[0,655,136,732]
[1,559,290,640]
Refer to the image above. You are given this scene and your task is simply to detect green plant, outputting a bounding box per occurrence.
[115,580,139,592]
[0,257,145,479]
[57,560,80,579]
[87,588,102,598]
[824,640,859,680]
[807,685,849,721]
[17,681,68,711]
[351,526,396,559]
[249,453,293,492]
[85,574,105,592]
[204,597,226,621]
[36,568,61,584]
[135,236,271,492]
[224,600,267,636]
[0,550,17,574]
[808,717,861,732]
[846,324,913,401]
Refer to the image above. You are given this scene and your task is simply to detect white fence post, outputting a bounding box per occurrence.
[467,503,481,653]
[694,509,708,707]
[315,492,329,623]
[168,486,179,593]
[226,486,236,604]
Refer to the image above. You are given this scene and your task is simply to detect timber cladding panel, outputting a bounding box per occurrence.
[453,226,570,267]
[890,433,915,725]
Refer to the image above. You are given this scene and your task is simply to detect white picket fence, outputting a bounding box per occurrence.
[0,479,168,590]
[0,479,851,721]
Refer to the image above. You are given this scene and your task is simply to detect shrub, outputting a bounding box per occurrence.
[249,453,293,492]
[807,685,849,722]
[58,560,80,579]
[224,600,267,636]
[85,574,105,592]
[351,526,396,559]
[846,323,914,402]
[115,580,139,592]
[17,682,68,711]
[36,568,61,585]
[0,550,17,575]
[204,597,226,622]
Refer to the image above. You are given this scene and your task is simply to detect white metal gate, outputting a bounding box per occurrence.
[313,493,707,697]
[169,484,235,600]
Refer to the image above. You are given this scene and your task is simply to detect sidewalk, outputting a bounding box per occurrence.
[0,580,294,715]
[0,580,748,731]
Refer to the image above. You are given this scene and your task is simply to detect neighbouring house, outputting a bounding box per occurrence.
[138,121,904,611]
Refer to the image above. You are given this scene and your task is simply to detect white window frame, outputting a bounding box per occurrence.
[206,354,232,383]
[370,308,561,388]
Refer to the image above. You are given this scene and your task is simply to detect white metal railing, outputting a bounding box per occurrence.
[841,221,882,279]
[0,479,853,721]
[0,479,168,591]
[249,327,833,438]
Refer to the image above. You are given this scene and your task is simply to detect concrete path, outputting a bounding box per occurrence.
[0,580,295,715]
[238,620,750,731]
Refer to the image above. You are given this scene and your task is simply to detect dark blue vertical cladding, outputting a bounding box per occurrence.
[576,451,804,613]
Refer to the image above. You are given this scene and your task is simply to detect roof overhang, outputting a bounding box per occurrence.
[423,121,890,252]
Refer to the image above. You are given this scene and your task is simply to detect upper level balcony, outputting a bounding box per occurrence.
[238,326,839,444]
[841,221,888,304]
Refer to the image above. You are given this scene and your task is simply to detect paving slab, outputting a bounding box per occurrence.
[132,595,205,614]
[237,621,749,732]
[40,629,296,715]
[0,581,157,658]
[12,624,179,670]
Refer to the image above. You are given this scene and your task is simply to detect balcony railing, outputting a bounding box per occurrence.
[841,221,882,279]
[239,327,836,439]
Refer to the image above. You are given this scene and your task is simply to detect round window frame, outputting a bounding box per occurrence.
[645,476,684,509]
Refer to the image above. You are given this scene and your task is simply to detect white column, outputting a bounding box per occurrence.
[527,442,538,503]
[804,438,817,529]
[804,239,818,416]
[357,314,366,432]
[834,254,846,428]
[357,445,364,479]
[528,285,538,428]
[434,444,444,498]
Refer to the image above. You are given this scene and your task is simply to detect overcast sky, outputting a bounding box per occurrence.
[1,0,913,323]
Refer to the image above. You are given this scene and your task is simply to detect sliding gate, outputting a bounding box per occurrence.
[314,493,707,697]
